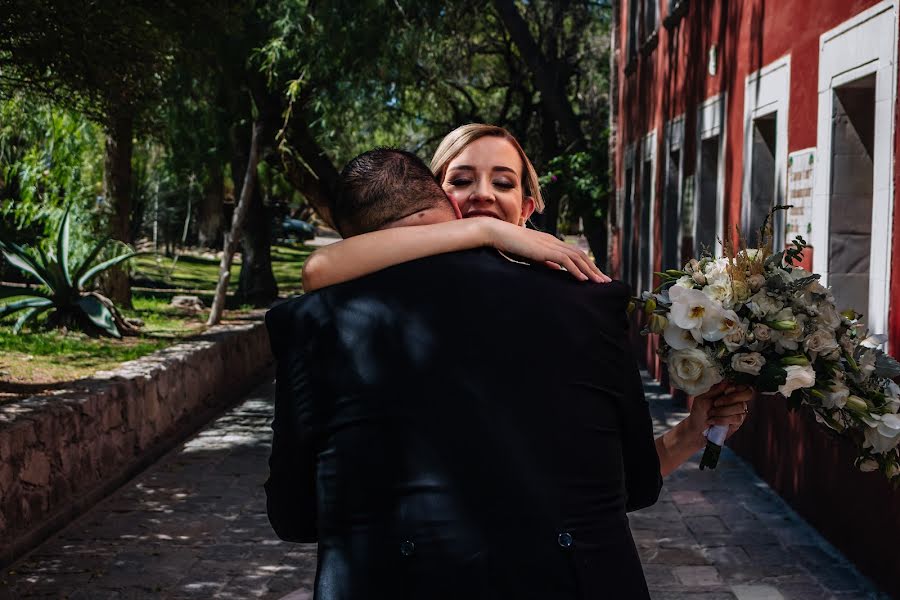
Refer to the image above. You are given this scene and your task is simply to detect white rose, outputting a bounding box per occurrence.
[704,258,731,286]
[731,279,752,304]
[747,290,784,318]
[731,352,766,376]
[668,348,723,396]
[675,275,695,289]
[863,414,900,454]
[748,273,766,292]
[752,323,773,343]
[821,382,850,409]
[815,302,842,331]
[663,320,699,350]
[702,281,734,308]
[803,328,840,362]
[723,319,748,352]
[778,364,816,398]
[858,458,880,472]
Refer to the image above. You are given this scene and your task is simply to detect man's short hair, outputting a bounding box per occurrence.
[333,148,448,237]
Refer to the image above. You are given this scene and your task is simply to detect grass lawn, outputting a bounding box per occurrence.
[1,242,311,395]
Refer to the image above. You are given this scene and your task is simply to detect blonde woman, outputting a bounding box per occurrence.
[301,123,610,291]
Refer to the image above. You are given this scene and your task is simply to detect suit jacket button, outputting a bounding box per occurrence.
[557,532,574,548]
[400,540,416,557]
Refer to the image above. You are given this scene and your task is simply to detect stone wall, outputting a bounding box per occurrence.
[0,319,273,567]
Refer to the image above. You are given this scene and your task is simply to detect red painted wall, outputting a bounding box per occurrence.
[614,1,900,595]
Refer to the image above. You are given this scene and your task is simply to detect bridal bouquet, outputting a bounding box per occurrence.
[632,207,900,482]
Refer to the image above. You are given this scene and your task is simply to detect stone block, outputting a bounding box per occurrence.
[673,565,723,587]
[20,449,51,486]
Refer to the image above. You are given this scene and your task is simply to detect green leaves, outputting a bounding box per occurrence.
[77,295,121,338]
[0,204,137,336]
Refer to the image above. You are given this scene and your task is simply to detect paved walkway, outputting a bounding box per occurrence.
[1,377,889,599]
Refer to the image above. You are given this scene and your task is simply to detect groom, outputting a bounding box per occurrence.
[265,149,663,599]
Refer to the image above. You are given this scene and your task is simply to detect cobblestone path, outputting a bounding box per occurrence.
[2,377,889,599]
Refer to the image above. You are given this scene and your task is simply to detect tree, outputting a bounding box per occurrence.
[0,0,189,306]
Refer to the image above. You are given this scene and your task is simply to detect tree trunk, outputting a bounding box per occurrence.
[581,205,610,273]
[280,110,341,229]
[207,120,263,326]
[102,114,134,309]
[198,160,225,249]
[493,0,586,151]
[237,180,278,306]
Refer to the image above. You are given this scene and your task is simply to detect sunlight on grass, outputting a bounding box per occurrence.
[1,242,310,389]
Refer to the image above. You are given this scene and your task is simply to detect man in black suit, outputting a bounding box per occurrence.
[265,149,693,598]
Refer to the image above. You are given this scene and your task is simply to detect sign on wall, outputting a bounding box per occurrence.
[786,149,815,239]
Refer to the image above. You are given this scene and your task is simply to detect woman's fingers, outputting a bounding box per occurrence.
[713,388,754,407]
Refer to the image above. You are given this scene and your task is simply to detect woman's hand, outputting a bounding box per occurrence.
[686,381,755,441]
[479,218,611,283]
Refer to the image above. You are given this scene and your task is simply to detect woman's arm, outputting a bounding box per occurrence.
[302,217,609,291]
[655,383,754,477]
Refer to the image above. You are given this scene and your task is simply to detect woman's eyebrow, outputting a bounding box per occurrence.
[449,165,517,174]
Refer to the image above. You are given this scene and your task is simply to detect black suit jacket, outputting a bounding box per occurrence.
[265,248,661,600]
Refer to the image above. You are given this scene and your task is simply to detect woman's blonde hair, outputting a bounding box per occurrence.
[430,123,544,213]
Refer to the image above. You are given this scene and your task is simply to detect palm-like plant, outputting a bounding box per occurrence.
[0,206,141,337]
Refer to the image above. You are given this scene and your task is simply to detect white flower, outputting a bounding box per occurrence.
[663,320,699,349]
[775,312,807,352]
[668,348,723,396]
[723,319,748,352]
[702,281,734,308]
[821,382,850,409]
[803,328,840,362]
[675,275,695,289]
[700,308,740,342]
[668,285,713,330]
[703,258,731,286]
[732,352,766,376]
[731,279,752,304]
[859,349,877,380]
[858,458,880,472]
[863,414,900,454]
[815,302,842,331]
[778,364,816,398]
[752,322,773,343]
[747,290,784,318]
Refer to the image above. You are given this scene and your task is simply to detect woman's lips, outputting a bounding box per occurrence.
[465,210,503,220]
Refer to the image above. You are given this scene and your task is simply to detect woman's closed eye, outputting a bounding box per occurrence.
[492,179,515,190]
[448,178,473,187]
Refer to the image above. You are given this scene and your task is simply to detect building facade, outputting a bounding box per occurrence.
[610,2,900,593]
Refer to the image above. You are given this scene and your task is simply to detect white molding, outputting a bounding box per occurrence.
[696,92,728,252]
[812,0,897,343]
[742,55,791,250]
[641,129,658,293]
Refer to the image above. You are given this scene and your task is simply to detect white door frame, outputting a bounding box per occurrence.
[742,55,791,250]
[665,115,685,269]
[696,92,728,254]
[641,130,657,293]
[812,0,898,340]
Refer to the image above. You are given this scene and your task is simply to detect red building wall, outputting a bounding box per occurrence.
[613,1,900,595]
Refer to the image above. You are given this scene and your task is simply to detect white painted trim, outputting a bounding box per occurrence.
[696,92,728,253]
[812,0,897,343]
[641,129,658,293]
[665,115,686,269]
[742,55,791,250]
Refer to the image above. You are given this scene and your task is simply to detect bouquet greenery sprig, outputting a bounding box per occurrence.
[632,206,900,481]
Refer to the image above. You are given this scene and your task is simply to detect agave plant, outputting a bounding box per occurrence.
[0,206,140,337]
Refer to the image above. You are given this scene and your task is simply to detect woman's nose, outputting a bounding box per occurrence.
[470,177,495,202]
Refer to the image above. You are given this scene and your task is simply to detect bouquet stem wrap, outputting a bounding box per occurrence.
[699,424,729,470]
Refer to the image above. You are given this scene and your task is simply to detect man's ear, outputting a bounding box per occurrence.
[519,196,537,226]
[446,192,463,220]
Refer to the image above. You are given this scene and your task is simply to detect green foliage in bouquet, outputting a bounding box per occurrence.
[634,205,900,484]
[0,206,140,338]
